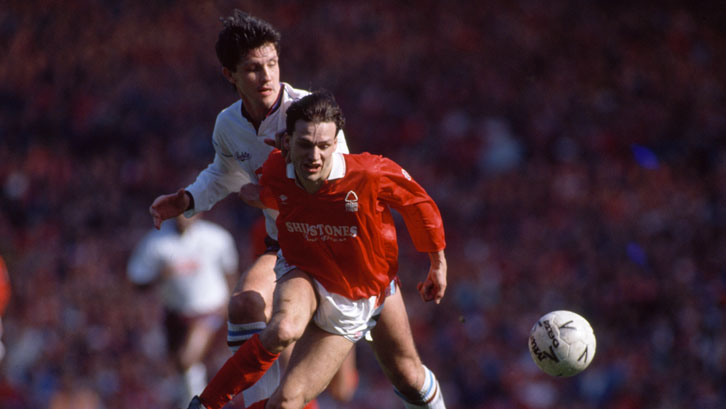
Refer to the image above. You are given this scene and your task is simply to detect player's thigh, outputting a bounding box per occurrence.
[264,270,318,345]
[369,285,424,389]
[179,313,224,368]
[229,252,277,323]
[269,324,355,409]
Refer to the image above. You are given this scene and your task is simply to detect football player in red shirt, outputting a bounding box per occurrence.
[190,91,447,409]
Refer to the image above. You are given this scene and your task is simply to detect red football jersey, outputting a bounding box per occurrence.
[259,150,445,300]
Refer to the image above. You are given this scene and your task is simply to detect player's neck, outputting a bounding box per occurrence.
[240,89,283,130]
[241,101,269,130]
[295,174,325,194]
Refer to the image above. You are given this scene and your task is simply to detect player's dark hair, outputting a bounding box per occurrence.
[286,91,346,136]
[216,10,281,71]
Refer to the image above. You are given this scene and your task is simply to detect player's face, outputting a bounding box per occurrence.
[288,120,338,193]
[223,43,281,116]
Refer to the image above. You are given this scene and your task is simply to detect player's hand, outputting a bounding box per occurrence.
[264,130,290,162]
[417,250,447,304]
[238,183,265,209]
[187,395,207,409]
[149,189,189,229]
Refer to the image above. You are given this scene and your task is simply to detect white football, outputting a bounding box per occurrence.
[528,310,596,377]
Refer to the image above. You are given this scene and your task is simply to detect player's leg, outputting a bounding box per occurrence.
[369,286,446,409]
[165,310,203,406]
[177,311,226,405]
[199,269,318,409]
[228,252,277,347]
[324,347,358,402]
[264,324,356,409]
[226,251,280,406]
[259,269,318,353]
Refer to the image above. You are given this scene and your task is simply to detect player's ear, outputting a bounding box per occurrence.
[221,67,235,84]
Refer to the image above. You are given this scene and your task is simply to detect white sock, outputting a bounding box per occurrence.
[227,322,280,403]
[182,362,207,405]
[227,321,267,352]
[395,365,446,409]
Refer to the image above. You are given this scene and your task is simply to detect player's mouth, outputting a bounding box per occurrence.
[258,86,275,96]
[302,163,321,174]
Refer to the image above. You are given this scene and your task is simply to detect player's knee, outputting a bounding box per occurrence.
[266,317,304,350]
[228,291,268,324]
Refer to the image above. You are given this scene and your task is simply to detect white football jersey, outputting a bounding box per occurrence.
[185,82,349,239]
[127,220,238,315]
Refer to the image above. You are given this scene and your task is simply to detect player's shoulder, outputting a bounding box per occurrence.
[262,150,287,172]
[346,152,386,168]
[216,99,243,122]
[213,100,244,134]
[259,150,288,187]
[281,83,311,101]
[346,153,403,179]
[214,100,258,145]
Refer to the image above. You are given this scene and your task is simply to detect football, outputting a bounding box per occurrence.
[528,310,596,377]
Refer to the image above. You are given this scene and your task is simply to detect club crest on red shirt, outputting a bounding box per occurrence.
[345,191,359,212]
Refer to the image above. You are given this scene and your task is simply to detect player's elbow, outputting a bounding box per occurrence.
[241,197,266,209]
[239,184,266,209]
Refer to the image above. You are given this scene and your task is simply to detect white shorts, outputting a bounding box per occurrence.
[274,251,394,342]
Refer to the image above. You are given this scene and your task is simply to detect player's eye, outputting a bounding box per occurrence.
[244,64,262,72]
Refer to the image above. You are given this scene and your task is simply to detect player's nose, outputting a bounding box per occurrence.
[261,65,274,81]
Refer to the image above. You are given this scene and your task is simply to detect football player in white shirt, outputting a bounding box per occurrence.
[127,214,238,407]
[150,10,445,409]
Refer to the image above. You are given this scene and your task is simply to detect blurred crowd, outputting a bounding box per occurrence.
[1,0,725,408]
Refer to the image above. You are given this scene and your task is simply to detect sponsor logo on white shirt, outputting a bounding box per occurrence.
[235,151,251,162]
